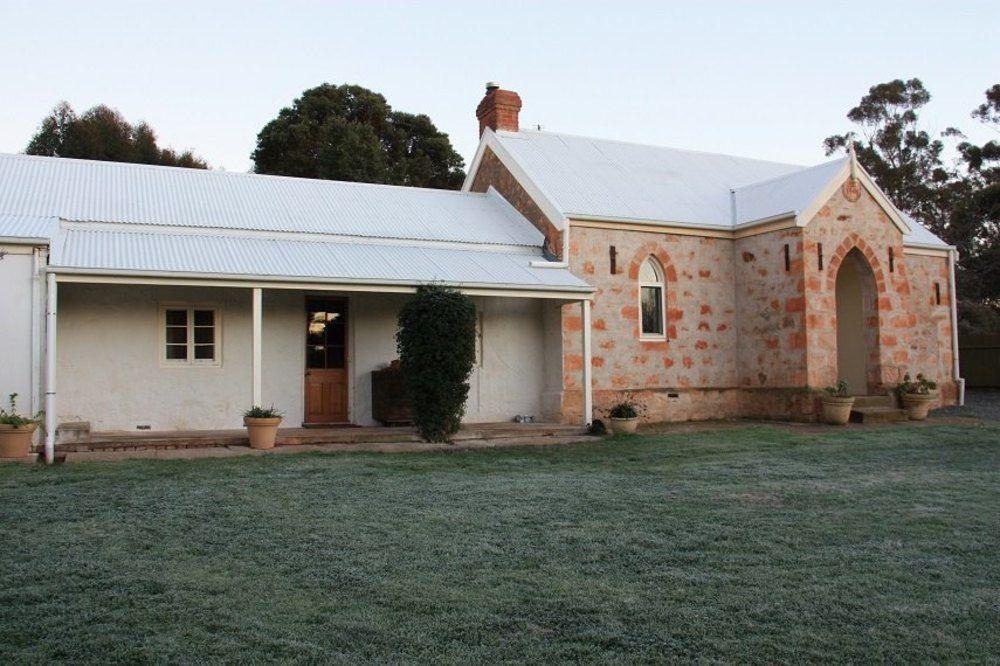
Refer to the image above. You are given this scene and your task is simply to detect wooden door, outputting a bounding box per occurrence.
[304,298,349,424]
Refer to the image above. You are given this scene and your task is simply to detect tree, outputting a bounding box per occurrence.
[952,85,1000,318]
[823,79,956,233]
[396,285,477,442]
[825,80,1000,335]
[25,102,207,168]
[251,84,465,189]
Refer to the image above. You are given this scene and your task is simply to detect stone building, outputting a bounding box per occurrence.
[465,83,961,423]
[0,83,961,462]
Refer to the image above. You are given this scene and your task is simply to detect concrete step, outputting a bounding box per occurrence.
[851,394,895,409]
[850,406,908,424]
[60,423,585,453]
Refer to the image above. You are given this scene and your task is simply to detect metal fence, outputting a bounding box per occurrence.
[960,334,1000,388]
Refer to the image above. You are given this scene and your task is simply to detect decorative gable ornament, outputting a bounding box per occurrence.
[842,178,862,202]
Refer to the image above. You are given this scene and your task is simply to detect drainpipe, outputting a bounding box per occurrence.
[947,249,964,406]
[44,272,57,464]
[30,248,43,415]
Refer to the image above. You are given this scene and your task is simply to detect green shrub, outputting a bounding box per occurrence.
[825,379,850,397]
[896,372,937,396]
[0,393,43,428]
[396,285,477,442]
[606,392,647,420]
[243,405,283,419]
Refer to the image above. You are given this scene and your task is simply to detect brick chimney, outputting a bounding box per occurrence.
[476,82,522,136]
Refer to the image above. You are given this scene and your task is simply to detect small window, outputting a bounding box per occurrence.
[639,257,666,338]
[162,306,219,365]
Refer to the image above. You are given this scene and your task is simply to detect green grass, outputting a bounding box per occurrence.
[2,424,998,663]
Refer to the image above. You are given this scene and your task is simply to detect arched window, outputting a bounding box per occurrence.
[639,257,666,338]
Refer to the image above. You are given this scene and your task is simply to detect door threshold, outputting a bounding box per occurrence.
[301,422,356,428]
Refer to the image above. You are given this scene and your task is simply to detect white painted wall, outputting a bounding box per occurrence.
[0,246,39,415]
[56,284,549,431]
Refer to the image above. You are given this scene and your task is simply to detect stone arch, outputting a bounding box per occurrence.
[627,242,679,340]
[825,234,889,294]
[834,246,882,394]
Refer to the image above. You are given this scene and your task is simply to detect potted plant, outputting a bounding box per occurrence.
[243,405,283,450]
[606,393,646,435]
[0,393,43,459]
[896,373,938,421]
[821,379,855,425]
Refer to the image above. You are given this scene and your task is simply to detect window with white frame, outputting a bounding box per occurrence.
[162,306,220,365]
[639,257,666,338]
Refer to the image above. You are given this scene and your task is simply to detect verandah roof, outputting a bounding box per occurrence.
[49,225,592,295]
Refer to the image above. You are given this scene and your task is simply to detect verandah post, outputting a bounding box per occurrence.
[581,299,593,427]
[252,287,262,407]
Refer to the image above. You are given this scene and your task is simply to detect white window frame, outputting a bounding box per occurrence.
[638,257,667,341]
[159,305,222,367]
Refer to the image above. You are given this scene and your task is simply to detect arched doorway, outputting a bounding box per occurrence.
[835,248,879,395]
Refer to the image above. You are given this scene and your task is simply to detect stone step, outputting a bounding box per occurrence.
[851,394,895,409]
[850,406,908,424]
[60,423,585,453]
[56,421,91,444]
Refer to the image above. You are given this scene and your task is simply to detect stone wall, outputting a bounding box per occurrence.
[801,183,956,405]
[560,225,742,422]
[471,161,958,421]
[468,148,564,258]
[733,226,808,389]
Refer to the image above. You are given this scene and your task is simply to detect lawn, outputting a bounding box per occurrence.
[2,424,998,663]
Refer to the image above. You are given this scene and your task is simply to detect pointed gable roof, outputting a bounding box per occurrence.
[467,129,950,249]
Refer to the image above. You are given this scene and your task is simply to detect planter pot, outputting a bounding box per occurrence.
[244,417,282,450]
[821,396,855,425]
[0,423,37,458]
[900,393,935,421]
[609,417,639,435]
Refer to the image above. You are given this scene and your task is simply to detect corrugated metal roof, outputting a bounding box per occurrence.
[902,214,950,249]
[0,153,543,247]
[493,130,950,247]
[50,226,591,292]
[733,158,848,225]
[0,213,57,241]
[494,130,802,226]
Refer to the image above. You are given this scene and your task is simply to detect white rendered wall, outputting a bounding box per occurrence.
[57,285,548,431]
[0,246,38,413]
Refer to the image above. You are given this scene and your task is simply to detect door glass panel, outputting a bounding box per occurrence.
[307,345,325,370]
[306,300,346,370]
[326,345,345,369]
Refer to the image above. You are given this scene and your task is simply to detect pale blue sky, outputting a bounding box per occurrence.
[1,1,997,173]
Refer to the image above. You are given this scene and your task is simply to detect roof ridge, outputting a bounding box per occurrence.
[500,129,807,169]
[62,223,543,254]
[0,152,486,198]
[734,156,848,192]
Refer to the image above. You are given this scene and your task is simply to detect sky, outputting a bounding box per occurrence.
[1,1,997,173]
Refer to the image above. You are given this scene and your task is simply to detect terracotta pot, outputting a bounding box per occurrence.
[821,396,855,425]
[609,417,639,435]
[900,393,935,421]
[0,423,37,458]
[244,417,282,449]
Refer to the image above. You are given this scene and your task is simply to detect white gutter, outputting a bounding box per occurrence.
[48,266,593,294]
[948,249,964,406]
[43,272,57,464]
